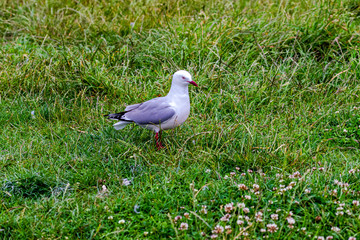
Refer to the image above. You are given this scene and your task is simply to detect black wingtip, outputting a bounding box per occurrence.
[104,112,127,120]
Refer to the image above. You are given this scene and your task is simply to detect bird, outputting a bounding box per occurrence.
[105,70,198,150]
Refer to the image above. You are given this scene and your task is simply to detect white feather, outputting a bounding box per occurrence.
[113,121,130,130]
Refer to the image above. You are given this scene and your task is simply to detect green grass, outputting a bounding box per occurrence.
[1,0,360,239]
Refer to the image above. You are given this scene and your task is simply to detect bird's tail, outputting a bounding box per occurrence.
[104,112,133,130]
[113,121,131,130]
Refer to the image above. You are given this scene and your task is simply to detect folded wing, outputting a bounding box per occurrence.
[124,97,175,125]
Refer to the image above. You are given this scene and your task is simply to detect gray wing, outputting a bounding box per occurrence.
[125,103,141,111]
[124,97,175,125]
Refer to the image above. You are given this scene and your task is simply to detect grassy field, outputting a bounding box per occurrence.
[1,0,360,239]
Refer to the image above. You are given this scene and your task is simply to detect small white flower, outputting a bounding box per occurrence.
[348,237,356,240]
[286,217,295,225]
[212,225,224,234]
[343,129,348,133]
[179,222,188,231]
[237,202,245,208]
[243,208,250,214]
[245,195,251,200]
[143,232,149,236]
[267,223,278,233]
[31,110,36,119]
[220,214,231,222]
[260,228,266,232]
[271,214,278,220]
[108,216,113,220]
[238,184,248,190]
[118,219,125,224]
[326,236,333,240]
[200,205,208,214]
[331,227,340,233]
[237,220,244,225]
[122,178,131,186]
[352,200,359,206]
[224,202,234,213]
[205,169,211,173]
[335,211,344,216]
[305,189,311,194]
[174,216,182,222]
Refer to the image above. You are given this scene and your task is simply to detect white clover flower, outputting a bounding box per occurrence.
[200,205,208,214]
[267,223,278,233]
[331,227,340,233]
[305,189,311,194]
[224,202,234,213]
[271,214,278,220]
[179,222,188,231]
[220,214,231,222]
[212,225,224,234]
[245,195,251,200]
[237,202,245,208]
[237,220,244,225]
[243,208,250,214]
[122,178,131,186]
[286,217,295,225]
[225,225,232,234]
[108,216,113,220]
[352,200,359,206]
[238,184,248,190]
[255,211,263,222]
[118,219,125,224]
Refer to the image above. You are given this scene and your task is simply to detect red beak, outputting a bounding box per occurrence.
[189,81,198,87]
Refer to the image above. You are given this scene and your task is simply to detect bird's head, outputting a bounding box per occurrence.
[172,70,198,87]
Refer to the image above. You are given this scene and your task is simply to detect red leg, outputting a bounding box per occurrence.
[155,131,164,150]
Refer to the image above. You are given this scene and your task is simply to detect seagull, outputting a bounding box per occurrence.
[105,70,198,150]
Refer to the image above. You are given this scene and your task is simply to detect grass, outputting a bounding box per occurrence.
[1,0,360,239]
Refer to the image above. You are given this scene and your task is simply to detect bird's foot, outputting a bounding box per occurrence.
[156,143,165,150]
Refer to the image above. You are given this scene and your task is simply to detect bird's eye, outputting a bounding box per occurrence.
[182,76,185,79]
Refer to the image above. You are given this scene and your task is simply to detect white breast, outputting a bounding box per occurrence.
[161,94,190,130]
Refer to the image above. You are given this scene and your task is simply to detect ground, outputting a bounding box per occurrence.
[1,0,360,239]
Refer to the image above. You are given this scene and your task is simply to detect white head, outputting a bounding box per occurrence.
[172,70,198,87]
